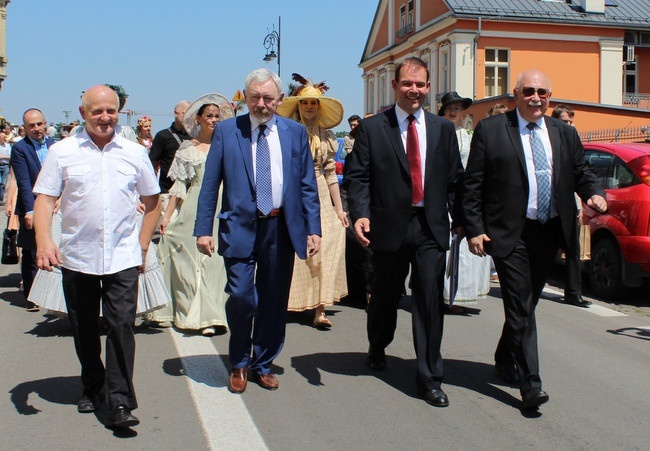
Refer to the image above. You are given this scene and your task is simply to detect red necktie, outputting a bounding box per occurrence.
[407,114,423,204]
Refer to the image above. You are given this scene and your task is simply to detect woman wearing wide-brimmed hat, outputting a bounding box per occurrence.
[154,93,233,336]
[438,91,490,310]
[277,75,348,329]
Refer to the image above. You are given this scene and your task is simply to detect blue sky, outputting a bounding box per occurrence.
[0,0,377,133]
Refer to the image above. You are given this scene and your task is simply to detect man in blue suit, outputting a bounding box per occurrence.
[10,108,55,311]
[195,68,321,393]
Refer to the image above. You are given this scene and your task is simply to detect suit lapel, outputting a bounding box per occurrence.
[236,115,255,188]
[545,117,562,186]
[276,117,292,199]
[25,138,42,170]
[384,108,410,176]
[424,112,440,182]
[505,111,527,177]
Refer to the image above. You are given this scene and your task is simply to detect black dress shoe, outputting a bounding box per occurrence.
[422,389,449,407]
[105,405,140,428]
[522,389,549,409]
[366,355,386,371]
[77,395,96,413]
[565,295,592,308]
[495,362,520,385]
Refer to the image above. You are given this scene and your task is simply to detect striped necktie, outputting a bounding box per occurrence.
[527,123,551,223]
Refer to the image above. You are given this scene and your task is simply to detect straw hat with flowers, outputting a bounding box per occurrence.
[277,73,344,129]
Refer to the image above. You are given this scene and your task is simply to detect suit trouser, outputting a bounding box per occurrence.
[564,221,582,298]
[62,267,139,410]
[368,209,446,391]
[17,219,37,298]
[493,217,565,393]
[223,214,295,375]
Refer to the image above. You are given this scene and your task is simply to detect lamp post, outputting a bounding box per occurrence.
[262,16,281,77]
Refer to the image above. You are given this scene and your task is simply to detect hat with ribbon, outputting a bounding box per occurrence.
[182,93,234,139]
[437,91,472,116]
[276,73,344,129]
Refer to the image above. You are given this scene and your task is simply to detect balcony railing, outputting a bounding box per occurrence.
[396,22,414,38]
[622,93,650,109]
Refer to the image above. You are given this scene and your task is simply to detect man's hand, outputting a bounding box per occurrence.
[36,238,62,271]
[587,194,608,214]
[468,234,491,257]
[307,234,321,257]
[24,213,34,230]
[354,218,370,247]
[197,236,215,257]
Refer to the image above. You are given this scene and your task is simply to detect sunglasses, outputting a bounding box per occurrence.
[520,87,550,97]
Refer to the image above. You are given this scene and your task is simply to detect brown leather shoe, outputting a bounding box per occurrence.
[228,368,248,394]
[255,373,279,390]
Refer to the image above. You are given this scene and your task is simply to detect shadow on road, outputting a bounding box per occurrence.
[9,375,81,415]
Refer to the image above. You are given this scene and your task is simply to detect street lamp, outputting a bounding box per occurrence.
[262,16,281,77]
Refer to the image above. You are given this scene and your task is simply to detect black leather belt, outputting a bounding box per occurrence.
[258,208,281,218]
[411,206,425,215]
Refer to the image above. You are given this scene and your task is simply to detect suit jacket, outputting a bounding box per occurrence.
[10,136,55,216]
[345,107,463,252]
[194,114,321,260]
[462,109,604,258]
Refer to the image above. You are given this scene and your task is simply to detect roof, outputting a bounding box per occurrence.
[444,0,650,28]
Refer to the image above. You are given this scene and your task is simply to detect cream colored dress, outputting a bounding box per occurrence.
[154,142,228,329]
[287,128,347,311]
[444,128,491,304]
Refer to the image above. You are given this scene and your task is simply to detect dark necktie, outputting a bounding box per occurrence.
[256,124,273,215]
[407,114,423,204]
[527,123,551,223]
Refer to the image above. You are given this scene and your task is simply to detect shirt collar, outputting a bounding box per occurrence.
[250,114,277,133]
[395,104,424,125]
[516,109,547,134]
[27,136,45,147]
[76,128,124,150]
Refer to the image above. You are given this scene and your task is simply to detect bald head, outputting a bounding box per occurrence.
[79,85,120,148]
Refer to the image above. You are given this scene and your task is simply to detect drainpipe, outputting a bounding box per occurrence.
[473,17,482,101]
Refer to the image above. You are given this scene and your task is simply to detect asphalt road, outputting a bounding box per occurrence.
[1,260,648,450]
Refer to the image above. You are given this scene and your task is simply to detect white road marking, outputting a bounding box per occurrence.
[170,332,268,451]
[542,285,627,317]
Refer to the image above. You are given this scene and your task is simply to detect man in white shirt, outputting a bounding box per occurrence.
[33,85,160,429]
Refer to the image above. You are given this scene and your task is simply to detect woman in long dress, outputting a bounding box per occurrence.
[277,76,348,328]
[438,91,490,309]
[155,93,232,336]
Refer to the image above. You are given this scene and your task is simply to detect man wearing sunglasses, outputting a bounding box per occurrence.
[462,69,607,409]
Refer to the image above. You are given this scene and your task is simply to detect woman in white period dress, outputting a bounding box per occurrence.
[136,115,153,152]
[439,91,490,309]
[277,75,348,329]
[154,94,232,336]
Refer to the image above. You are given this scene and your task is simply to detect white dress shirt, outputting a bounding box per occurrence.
[516,109,556,220]
[250,114,284,209]
[33,130,160,275]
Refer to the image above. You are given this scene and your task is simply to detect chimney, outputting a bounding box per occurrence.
[581,0,605,13]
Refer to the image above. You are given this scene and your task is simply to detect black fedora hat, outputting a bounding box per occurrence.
[438,91,472,116]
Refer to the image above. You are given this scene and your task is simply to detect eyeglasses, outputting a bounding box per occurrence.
[519,87,550,98]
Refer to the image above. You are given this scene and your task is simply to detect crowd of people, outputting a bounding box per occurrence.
[2,61,608,431]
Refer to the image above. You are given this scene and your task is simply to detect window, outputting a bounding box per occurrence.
[585,150,613,186]
[400,5,406,30]
[623,46,637,94]
[485,48,509,97]
[408,0,414,28]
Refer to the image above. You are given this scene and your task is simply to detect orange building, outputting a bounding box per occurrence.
[360,0,650,141]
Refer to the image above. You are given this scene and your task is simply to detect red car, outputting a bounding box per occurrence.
[582,142,650,299]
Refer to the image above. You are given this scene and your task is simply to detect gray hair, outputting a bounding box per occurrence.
[174,100,191,112]
[245,68,282,96]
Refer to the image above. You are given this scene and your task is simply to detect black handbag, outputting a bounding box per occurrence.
[2,217,19,265]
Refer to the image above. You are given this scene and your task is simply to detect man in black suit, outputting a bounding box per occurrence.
[462,69,607,409]
[10,109,55,311]
[346,57,463,408]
